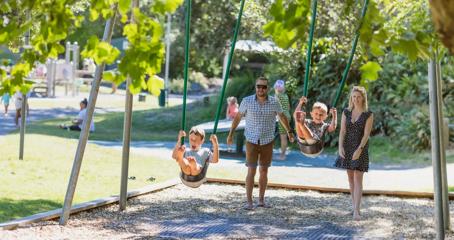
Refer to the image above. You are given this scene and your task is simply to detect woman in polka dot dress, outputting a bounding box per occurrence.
[334,86,374,221]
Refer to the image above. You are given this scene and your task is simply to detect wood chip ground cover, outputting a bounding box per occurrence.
[1,184,453,239]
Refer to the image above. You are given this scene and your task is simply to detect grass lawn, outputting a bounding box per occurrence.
[0,133,179,223]
[28,96,454,165]
[27,97,218,142]
[28,86,183,111]
[368,136,454,165]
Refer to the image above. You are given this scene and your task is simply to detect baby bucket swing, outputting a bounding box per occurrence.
[298,0,370,157]
[178,0,246,188]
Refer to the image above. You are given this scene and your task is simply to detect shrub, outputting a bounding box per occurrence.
[391,107,431,152]
[169,78,191,94]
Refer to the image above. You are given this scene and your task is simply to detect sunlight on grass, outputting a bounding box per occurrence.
[0,133,179,222]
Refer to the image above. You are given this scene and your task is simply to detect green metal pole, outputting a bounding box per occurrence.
[213,0,246,134]
[331,0,369,107]
[181,0,191,145]
[303,0,318,97]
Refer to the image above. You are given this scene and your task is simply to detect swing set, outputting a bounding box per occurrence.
[295,0,369,157]
[177,0,370,186]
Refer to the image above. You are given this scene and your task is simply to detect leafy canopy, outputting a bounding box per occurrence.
[0,0,183,96]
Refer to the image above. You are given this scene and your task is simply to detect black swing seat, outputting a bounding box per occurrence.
[298,139,324,158]
[297,128,327,158]
[180,161,210,188]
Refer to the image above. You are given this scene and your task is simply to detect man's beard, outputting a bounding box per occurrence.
[256,91,267,97]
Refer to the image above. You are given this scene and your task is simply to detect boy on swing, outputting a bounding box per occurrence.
[172,126,219,176]
[294,96,337,146]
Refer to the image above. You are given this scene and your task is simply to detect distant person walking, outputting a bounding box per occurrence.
[13,91,24,127]
[227,77,294,210]
[1,93,10,117]
[334,86,374,221]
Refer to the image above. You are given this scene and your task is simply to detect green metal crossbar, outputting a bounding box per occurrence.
[331,0,370,107]
[303,0,318,97]
[181,0,192,145]
[213,0,246,134]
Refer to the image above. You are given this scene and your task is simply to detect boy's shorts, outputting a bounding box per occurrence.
[245,140,274,168]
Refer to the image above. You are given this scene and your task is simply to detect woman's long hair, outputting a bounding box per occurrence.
[347,86,368,111]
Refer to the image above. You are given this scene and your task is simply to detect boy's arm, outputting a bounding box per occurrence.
[293,96,307,119]
[210,135,219,163]
[327,108,337,132]
[172,130,185,159]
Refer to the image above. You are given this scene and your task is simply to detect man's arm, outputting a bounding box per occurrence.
[227,112,243,145]
[277,112,294,142]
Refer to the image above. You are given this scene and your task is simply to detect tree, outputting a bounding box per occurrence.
[0,0,184,96]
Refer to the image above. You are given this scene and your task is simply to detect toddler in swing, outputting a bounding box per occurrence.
[172,126,219,176]
[293,96,337,146]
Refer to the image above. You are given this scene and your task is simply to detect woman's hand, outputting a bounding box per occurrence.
[352,147,362,160]
[339,147,345,158]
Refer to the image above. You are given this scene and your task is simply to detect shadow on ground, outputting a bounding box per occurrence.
[0,198,61,223]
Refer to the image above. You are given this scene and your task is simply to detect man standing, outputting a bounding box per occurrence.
[227,77,294,210]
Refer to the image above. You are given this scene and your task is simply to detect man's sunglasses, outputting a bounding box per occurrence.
[256,84,268,89]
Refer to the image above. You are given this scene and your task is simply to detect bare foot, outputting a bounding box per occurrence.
[279,153,286,160]
[353,212,361,221]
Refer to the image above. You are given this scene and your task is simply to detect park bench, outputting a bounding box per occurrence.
[194,119,246,155]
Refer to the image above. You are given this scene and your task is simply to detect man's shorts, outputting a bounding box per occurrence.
[245,140,274,168]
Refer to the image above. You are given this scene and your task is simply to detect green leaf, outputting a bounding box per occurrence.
[119,0,132,15]
[151,0,184,14]
[370,39,385,56]
[123,23,138,41]
[147,75,164,96]
[359,61,382,82]
[103,71,115,81]
[89,9,100,21]
[392,39,419,61]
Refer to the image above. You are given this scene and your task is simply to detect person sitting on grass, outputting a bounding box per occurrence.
[172,127,219,176]
[59,98,95,132]
[294,96,337,146]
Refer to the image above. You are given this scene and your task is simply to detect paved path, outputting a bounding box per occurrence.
[1,94,451,192]
[91,140,454,192]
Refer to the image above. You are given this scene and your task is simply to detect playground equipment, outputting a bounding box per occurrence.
[34,42,85,98]
[53,2,450,238]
